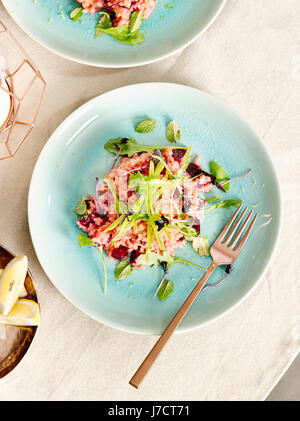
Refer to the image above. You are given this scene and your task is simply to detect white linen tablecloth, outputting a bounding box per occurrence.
[0,0,299,401]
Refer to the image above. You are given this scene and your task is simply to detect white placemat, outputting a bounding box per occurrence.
[0,0,299,401]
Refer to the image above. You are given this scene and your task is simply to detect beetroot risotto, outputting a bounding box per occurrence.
[74,118,249,300]
[70,1,157,45]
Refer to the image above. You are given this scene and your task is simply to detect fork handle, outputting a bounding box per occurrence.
[129,262,217,389]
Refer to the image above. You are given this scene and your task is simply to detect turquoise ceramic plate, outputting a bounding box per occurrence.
[2,0,227,67]
[28,83,281,334]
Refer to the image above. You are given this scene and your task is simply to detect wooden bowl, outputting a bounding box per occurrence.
[0,244,38,379]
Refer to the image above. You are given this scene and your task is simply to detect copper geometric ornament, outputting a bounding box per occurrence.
[0,21,46,160]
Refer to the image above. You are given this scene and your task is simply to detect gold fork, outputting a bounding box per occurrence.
[129,204,258,389]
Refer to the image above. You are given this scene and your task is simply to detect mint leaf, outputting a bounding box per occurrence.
[114,261,133,280]
[206,200,242,211]
[192,235,210,257]
[135,118,156,133]
[95,12,112,38]
[78,234,94,247]
[70,7,83,22]
[210,161,230,191]
[158,279,174,301]
[166,120,181,143]
[129,11,143,33]
[73,197,86,215]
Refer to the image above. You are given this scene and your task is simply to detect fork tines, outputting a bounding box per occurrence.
[219,204,258,252]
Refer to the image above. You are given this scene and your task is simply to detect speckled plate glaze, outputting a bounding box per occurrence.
[2,0,227,67]
[28,83,281,334]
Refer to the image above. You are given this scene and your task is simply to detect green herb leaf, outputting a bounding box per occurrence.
[73,197,87,215]
[135,118,156,133]
[205,196,220,203]
[210,161,230,191]
[104,137,185,157]
[104,137,130,154]
[206,199,242,211]
[95,24,145,45]
[70,7,83,22]
[78,233,94,247]
[158,279,174,301]
[95,12,112,38]
[105,137,147,157]
[192,235,210,257]
[129,11,144,33]
[114,261,133,280]
[166,120,181,143]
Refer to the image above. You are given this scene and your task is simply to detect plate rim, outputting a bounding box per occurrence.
[27,82,282,335]
[2,0,228,68]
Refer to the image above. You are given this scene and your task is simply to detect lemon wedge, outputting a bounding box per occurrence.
[0,255,28,316]
[0,268,26,297]
[0,299,39,326]
[19,285,28,298]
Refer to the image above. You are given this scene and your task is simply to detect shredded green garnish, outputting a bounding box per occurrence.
[75,136,248,300]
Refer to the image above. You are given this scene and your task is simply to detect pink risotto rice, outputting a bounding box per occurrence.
[76,148,212,269]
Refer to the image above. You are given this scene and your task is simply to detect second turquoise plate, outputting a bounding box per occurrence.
[28,83,281,334]
[3,0,227,67]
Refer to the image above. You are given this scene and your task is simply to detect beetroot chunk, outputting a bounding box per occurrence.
[193,217,201,234]
[130,248,142,265]
[186,162,202,178]
[193,224,201,235]
[112,245,129,261]
[172,149,186,162]
[78,214,93,228]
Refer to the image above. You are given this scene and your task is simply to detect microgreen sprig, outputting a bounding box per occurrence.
[77,234,107,295]
[105,137,186,157]
[205,200,242,211]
